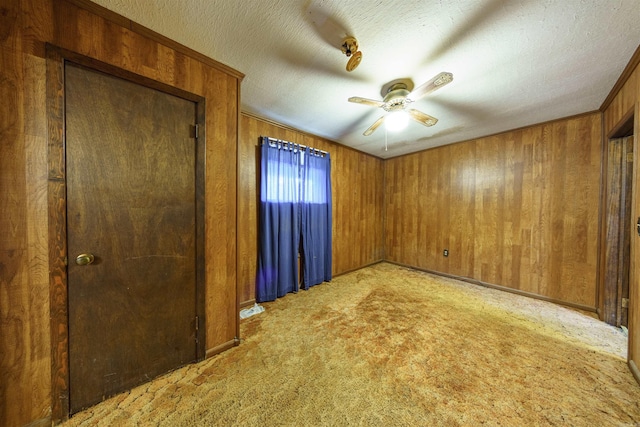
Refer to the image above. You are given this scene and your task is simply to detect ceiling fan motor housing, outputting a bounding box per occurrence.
[341,36,358,57]
[383,83,411,111]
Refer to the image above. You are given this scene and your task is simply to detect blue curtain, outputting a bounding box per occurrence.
[256,140,302,302]
[300,148,332,288]
[256,139,332,302]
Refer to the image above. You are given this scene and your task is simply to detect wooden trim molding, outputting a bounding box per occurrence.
[607,107,635,139]
[236,79,243,341]
[47,45,70,424]
[241,111,385,160]
[205,339,238,359]
[386,110,602,161]
[238,261,385,308]
[195,97,207,362]
[595,112,607,318]
[332,260,385,279]
[64,0,244,80]
[601,44,640,112]
[385,261,598,314]
[240,299,257,309]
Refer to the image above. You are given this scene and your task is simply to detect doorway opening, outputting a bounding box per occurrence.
[601,111,634,328]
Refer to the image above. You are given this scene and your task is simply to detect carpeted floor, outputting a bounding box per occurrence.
[60,262,640,426]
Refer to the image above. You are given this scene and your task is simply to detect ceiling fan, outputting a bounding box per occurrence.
[348,72,453,136]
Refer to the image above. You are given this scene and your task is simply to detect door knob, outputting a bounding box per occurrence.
[76,253,95,266]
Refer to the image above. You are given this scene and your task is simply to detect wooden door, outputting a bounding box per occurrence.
[65,63,199,413]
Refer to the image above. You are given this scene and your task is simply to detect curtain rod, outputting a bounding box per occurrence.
[263,136,328,155]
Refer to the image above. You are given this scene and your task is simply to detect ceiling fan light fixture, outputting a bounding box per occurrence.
[348,71,452,136]
[385,111,409,132]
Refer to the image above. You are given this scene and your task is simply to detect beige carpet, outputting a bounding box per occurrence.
[60,262,640,426]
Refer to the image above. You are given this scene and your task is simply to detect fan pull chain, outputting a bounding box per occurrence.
[385,126,388,151]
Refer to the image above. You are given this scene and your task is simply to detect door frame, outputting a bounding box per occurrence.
[629,102,640,386]
[46,45,207,422]
[600,133,633,327]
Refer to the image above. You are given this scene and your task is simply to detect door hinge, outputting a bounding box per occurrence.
[195,315,199,331]
[622,298,629,308]
[191,124,199,139]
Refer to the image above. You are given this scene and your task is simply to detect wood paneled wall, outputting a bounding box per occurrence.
[384,113,602,309]
[2,0,637,423]
[237,114,385,306]
[1,1,239,425]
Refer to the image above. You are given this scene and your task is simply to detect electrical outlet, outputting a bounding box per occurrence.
[443,249,449,257]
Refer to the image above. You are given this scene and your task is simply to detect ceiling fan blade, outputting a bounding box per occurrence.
[408,72,453,101]
[348,96,385,108]
[408,109,438,127]
[363,116,385,136]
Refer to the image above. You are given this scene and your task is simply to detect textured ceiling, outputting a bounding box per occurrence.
[92,0,640,158]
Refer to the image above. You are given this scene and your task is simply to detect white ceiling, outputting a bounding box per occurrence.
[92,0,640,158]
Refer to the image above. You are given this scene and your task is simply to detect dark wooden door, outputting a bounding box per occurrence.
[65,63,198,413]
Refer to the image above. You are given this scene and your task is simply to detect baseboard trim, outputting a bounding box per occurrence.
[239,298,256,309]
[26,417,51,427]
[333,260,385,278]
[384,261,597,314]
[205,339,237,359]
[237,260,385,309]
[630,360,640,386]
